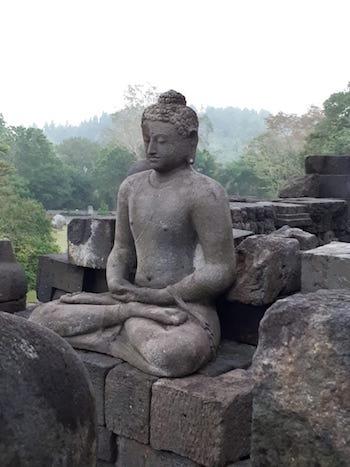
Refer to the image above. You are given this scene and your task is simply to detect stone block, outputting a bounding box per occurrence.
[97,461,115,467]
[227,460,251,467]
[301,241,350,292]
[305,154,350,175]
[78,351,121,425]
[279,174,320,198]
[36,253,108,302]
[251,290,350,466]
[199,340,255,376]
[232,229,253,247]
[227,235,301,305]
[97,426,117,463]
[270,225,318,250]
[68,217,115,268]
[319,174,350,199]
[36,254,85,302]
[105,363,158,444]
[116,437,200,467]
[0,296,26,314]
[151,369,253,466]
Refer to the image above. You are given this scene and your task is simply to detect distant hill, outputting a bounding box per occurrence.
[43,107,269,162]
[43,113,112,144]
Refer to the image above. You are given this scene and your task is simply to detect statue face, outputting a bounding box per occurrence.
[142,120,196,173]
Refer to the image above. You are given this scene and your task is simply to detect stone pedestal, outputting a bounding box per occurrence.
[77,340,255,467]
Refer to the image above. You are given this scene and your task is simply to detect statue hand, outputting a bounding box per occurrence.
[112,285,171,305]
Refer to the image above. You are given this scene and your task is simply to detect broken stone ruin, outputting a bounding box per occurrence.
[1,91,350,467]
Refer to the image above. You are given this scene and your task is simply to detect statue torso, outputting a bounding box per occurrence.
[127,170,197,288]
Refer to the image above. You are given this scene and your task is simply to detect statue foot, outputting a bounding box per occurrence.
[127,302,188,326]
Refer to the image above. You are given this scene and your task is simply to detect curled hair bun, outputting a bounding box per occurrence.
[158,90,186,106]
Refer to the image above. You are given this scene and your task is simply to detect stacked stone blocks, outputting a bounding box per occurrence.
[78,340,255,467]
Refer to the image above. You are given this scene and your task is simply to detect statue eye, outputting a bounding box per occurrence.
[157,137,166,144]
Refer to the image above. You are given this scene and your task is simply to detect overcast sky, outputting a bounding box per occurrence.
[1,0,349,127]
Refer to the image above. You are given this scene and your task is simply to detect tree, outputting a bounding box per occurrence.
[56,137,101,173]
[106,84,159,159]
[216,159,268,197]
[0,160,58,288]
[195,150,219,178]
[9,127,72,209]
[242,107,323,196]
[305,83,350,154]
[93,146,135,209]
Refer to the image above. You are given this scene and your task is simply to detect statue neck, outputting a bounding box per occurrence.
[151,164,191,185]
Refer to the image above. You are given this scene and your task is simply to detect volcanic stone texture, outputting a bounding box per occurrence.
[227,235,301,305]
[151,370,253,466]
[301,241,350,292]
[251,290,350,467]
[68,217,115,268]
[0,312,96,467]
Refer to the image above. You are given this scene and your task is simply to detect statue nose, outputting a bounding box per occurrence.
[147,140,157,155]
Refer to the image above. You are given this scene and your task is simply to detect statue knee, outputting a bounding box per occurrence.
[142,336,209,377]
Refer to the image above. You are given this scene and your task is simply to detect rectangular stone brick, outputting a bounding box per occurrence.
[301,241,350,292]
[116,436,200,467]
[105,363,158,444]
[97,426,117,463]
[305,155,350,175]
[77,350,122,425]
[151,369,253,467]
[198,340,255,377]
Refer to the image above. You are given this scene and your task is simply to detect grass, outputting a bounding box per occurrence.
[27,225,68,303]
[54,225,68,253]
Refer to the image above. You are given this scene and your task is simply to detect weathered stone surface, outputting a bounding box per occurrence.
[251,290,350,466]
[36,253,108,302]
[305,154,350,175]
[271,225,318,250]
[68,217,116,268]
[0,240,27,309]
[151,369,253,466]
[105,363,158,444]
[227,235,301,305]
[278,197,348,235]
[279,174,319,198]
[218,299,267,345]
[0,296,26,313]
[97,426,117,463]
[230,201,275,234]
[319,174,350,199]
[199,340,255,376]
[301,241,350,292]
[96,461,114,467]
[0,312,96,466]
[232,228,253,246]
[116,437,200,467]
[227,460,251,467]
[78,350,121,425]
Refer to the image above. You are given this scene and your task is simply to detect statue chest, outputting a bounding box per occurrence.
[128,187,193,243]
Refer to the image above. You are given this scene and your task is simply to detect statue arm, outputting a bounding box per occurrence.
[106,180,136,292]
[165,182,236,302]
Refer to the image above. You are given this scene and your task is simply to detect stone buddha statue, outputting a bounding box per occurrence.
[30,90,235,377]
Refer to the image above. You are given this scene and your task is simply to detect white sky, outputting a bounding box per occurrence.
[1,0,349,127]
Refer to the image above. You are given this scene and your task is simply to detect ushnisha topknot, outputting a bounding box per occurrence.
[142,90,199,137]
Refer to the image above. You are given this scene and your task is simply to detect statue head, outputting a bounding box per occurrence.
[141,90,199,173]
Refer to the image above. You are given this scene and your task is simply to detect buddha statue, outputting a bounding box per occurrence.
[30,90,236,377]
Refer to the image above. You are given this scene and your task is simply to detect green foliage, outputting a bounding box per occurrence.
[305,83,350,154]
[242,108,323,196]
[195,150,219,178]
[56,137,101,172]
[0,163,58,289]
[8,127,72,209]
[93,146,135,208]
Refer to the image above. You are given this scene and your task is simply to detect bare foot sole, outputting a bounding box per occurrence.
[60,292,118,305]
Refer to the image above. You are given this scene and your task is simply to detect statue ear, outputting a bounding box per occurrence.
[188,129,198,147]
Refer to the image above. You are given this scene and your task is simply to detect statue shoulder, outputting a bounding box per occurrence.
[119,170,152,195]
[189,170,228,203]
